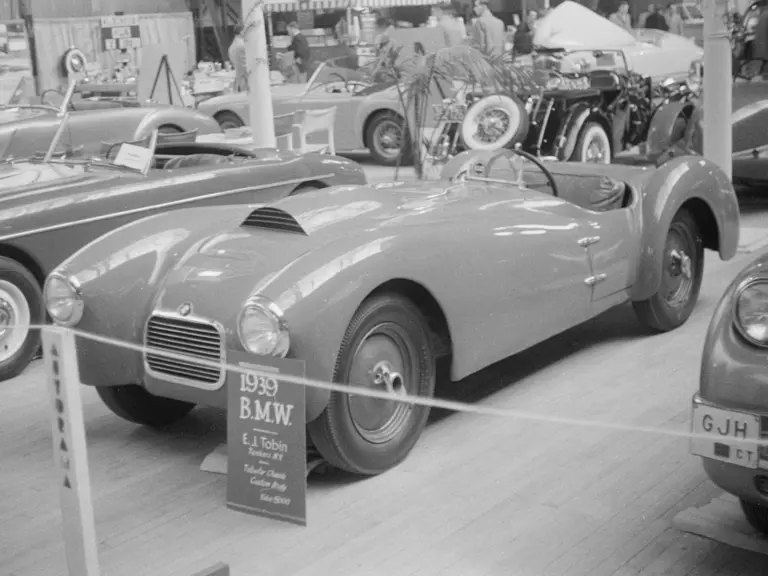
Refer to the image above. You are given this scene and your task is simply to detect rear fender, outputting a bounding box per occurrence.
[134,108,222,139]
[58,206,252,387]
[630,156,739,301]
[646,100,696,156]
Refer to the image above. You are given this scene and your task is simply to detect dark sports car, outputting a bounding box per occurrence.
[0,125,366,382]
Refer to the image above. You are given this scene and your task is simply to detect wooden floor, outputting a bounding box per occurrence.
[3,247,768,576]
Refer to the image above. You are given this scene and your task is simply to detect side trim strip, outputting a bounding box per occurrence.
[0,173,336,243]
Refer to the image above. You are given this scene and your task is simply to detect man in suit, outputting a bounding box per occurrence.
[432,3,467,47]
[227,24,248,92]
[286,21,311,83]
[470,0,506,57]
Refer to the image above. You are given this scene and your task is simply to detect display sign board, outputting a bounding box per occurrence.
[101,15,141,51]
[43,328,100,576]
[226,352,307,526]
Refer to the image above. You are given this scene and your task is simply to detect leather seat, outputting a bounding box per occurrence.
[553,174,626,212]
[163,154,230,170]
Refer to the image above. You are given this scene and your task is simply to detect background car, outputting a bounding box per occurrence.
[46,148,737,476]
[0,129,366,382]
[0,82,222,160]
[198,59,409,166]
[531,1,702,83]
[692,252,768,534]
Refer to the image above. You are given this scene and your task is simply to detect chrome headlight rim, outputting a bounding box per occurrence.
[236,296,290,358]
[43,272,84,327]
[734,276,768,347]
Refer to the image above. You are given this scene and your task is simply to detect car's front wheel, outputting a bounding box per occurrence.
[0,257,44,382]
[741,499,768,533]
[97,384,196,427]
[308,293,436,475]
[633,208,704,331]
[365,111,412,166]
[572,122,611,164]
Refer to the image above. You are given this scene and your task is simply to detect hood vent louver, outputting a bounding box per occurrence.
[241,206,307,235]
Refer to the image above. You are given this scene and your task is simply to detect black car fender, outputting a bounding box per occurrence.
[559,105,609,160]
[645,100,696,156]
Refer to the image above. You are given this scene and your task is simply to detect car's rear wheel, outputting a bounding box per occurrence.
[365,111,412,166]
[308,293,435,475]
[97,384,196,427]
[741,499,768,533]
[0,258,44,382]
[214,111,245,131]
[633,208,704,332]
[572,122,611,164]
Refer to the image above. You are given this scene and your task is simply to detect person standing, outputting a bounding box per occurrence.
[667,5,685,35]
[432,3,467,47]
[286,21,311,83]
[645,5,669,30]
[638,4,654,27]
[227,24,248,92]
[609,1,632,31]
[513,10,538,55]
[470,0,506,57]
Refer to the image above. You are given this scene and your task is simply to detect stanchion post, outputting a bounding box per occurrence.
[43,326,100,576]
[244,0,276,147]
[702,0,733,179]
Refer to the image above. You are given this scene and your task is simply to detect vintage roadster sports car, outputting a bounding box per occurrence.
[198,59,407,165]
[0,81,221,160]
[691,253,768,533]
[441,48,696,165]
[45,147,738,475]
[0,124,366,382]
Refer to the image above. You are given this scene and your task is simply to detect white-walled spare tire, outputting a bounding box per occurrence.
[460,94,529,151]
[572,122,611,164]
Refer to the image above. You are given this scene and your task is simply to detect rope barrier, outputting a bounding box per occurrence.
[10,323,752,446]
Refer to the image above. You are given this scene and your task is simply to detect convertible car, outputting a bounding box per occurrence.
[198,59,406,166]
[691,253,768,534]
[0,126,366,382]
[45,148,738,475]
[0,81,222,159]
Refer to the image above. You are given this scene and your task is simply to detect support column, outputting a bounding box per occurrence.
[244,0,276,147]
[702,0,732,179]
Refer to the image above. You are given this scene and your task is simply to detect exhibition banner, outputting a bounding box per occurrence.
[226,353,307,526]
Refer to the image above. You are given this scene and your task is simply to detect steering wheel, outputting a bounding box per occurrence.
[482,147,559,197]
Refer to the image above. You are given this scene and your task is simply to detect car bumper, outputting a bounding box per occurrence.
[691,393,768,503]
[77,335,330,421]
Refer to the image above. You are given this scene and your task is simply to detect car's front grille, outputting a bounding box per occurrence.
[145,315,223,385]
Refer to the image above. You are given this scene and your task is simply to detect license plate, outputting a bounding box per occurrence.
[690,404,760,468]
[431,104,466,122]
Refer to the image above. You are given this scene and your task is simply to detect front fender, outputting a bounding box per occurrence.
[56,205,251,388]
[646,100,697,156]
[134,108,222,139]
[630,156,739,301]
[560,105,594,160]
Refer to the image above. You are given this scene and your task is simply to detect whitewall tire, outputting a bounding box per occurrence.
[572,122,611,164]
[460,94,530,151]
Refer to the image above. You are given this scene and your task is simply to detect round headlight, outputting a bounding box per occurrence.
[735,279,768,346]
[44,274,83,327]
[237,298,289,357]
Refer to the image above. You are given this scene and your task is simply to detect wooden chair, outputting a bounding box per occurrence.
[273,112,295,152]
[156,129,198,145]
[291,107,337,155]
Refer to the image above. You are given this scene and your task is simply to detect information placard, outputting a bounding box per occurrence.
[226,352,307,526]
[100,15,141,51]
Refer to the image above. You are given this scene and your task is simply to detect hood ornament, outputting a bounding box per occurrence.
[178,303,192,317]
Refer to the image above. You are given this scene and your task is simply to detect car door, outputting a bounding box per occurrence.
[0,109,59,158]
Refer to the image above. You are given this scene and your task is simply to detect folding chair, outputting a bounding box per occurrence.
[291,107,337,155]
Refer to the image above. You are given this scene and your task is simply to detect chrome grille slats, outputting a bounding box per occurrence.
[145,315,224,386]
[241,206,307,235]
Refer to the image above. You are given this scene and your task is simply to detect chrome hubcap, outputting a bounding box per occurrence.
[474,109,511,144]
[0,280,31,363]
[663,226,695,308]
[585,137,607,162]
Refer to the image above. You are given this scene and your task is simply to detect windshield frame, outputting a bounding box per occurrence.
[532,48,630,76]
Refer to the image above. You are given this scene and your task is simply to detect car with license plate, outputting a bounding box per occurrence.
[0,81,222,160]
[45,147,738,476]
[0,111,366,383]
[690,253,768,533]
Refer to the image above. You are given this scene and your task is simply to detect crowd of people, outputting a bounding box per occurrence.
[609,0,686,34]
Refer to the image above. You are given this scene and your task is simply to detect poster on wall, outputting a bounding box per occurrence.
[100,15,142,51]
